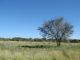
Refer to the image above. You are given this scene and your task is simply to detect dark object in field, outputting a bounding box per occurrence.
[21,45,53,48]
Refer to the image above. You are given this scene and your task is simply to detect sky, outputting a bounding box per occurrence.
[0,0,80,39]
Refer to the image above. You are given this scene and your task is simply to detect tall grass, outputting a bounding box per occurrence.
[0,41,80,60]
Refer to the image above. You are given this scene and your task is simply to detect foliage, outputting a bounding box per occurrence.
[0,38,80,43]
[38,17,73,46]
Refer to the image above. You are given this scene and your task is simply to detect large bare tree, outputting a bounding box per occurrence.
[38,17,73,46]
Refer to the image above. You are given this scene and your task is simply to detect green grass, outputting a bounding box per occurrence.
[0,41,80,60]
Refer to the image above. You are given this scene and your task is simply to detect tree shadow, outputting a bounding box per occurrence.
[20,45,53,48]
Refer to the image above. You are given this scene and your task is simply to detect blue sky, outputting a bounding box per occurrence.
[0,0,80,39]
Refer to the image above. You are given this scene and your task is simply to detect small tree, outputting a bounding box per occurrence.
[38,17,73,47]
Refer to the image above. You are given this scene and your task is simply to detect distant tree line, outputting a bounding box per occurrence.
[0,37,80,43]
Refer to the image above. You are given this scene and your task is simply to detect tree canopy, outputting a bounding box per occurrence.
[38,17,73,46]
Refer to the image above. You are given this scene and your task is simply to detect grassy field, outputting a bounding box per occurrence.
[0,41,80,60]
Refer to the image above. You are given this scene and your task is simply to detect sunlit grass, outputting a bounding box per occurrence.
[0,41,80,60]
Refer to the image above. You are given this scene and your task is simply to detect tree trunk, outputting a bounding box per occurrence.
[58,40,61,46]
[56,40,61,47]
